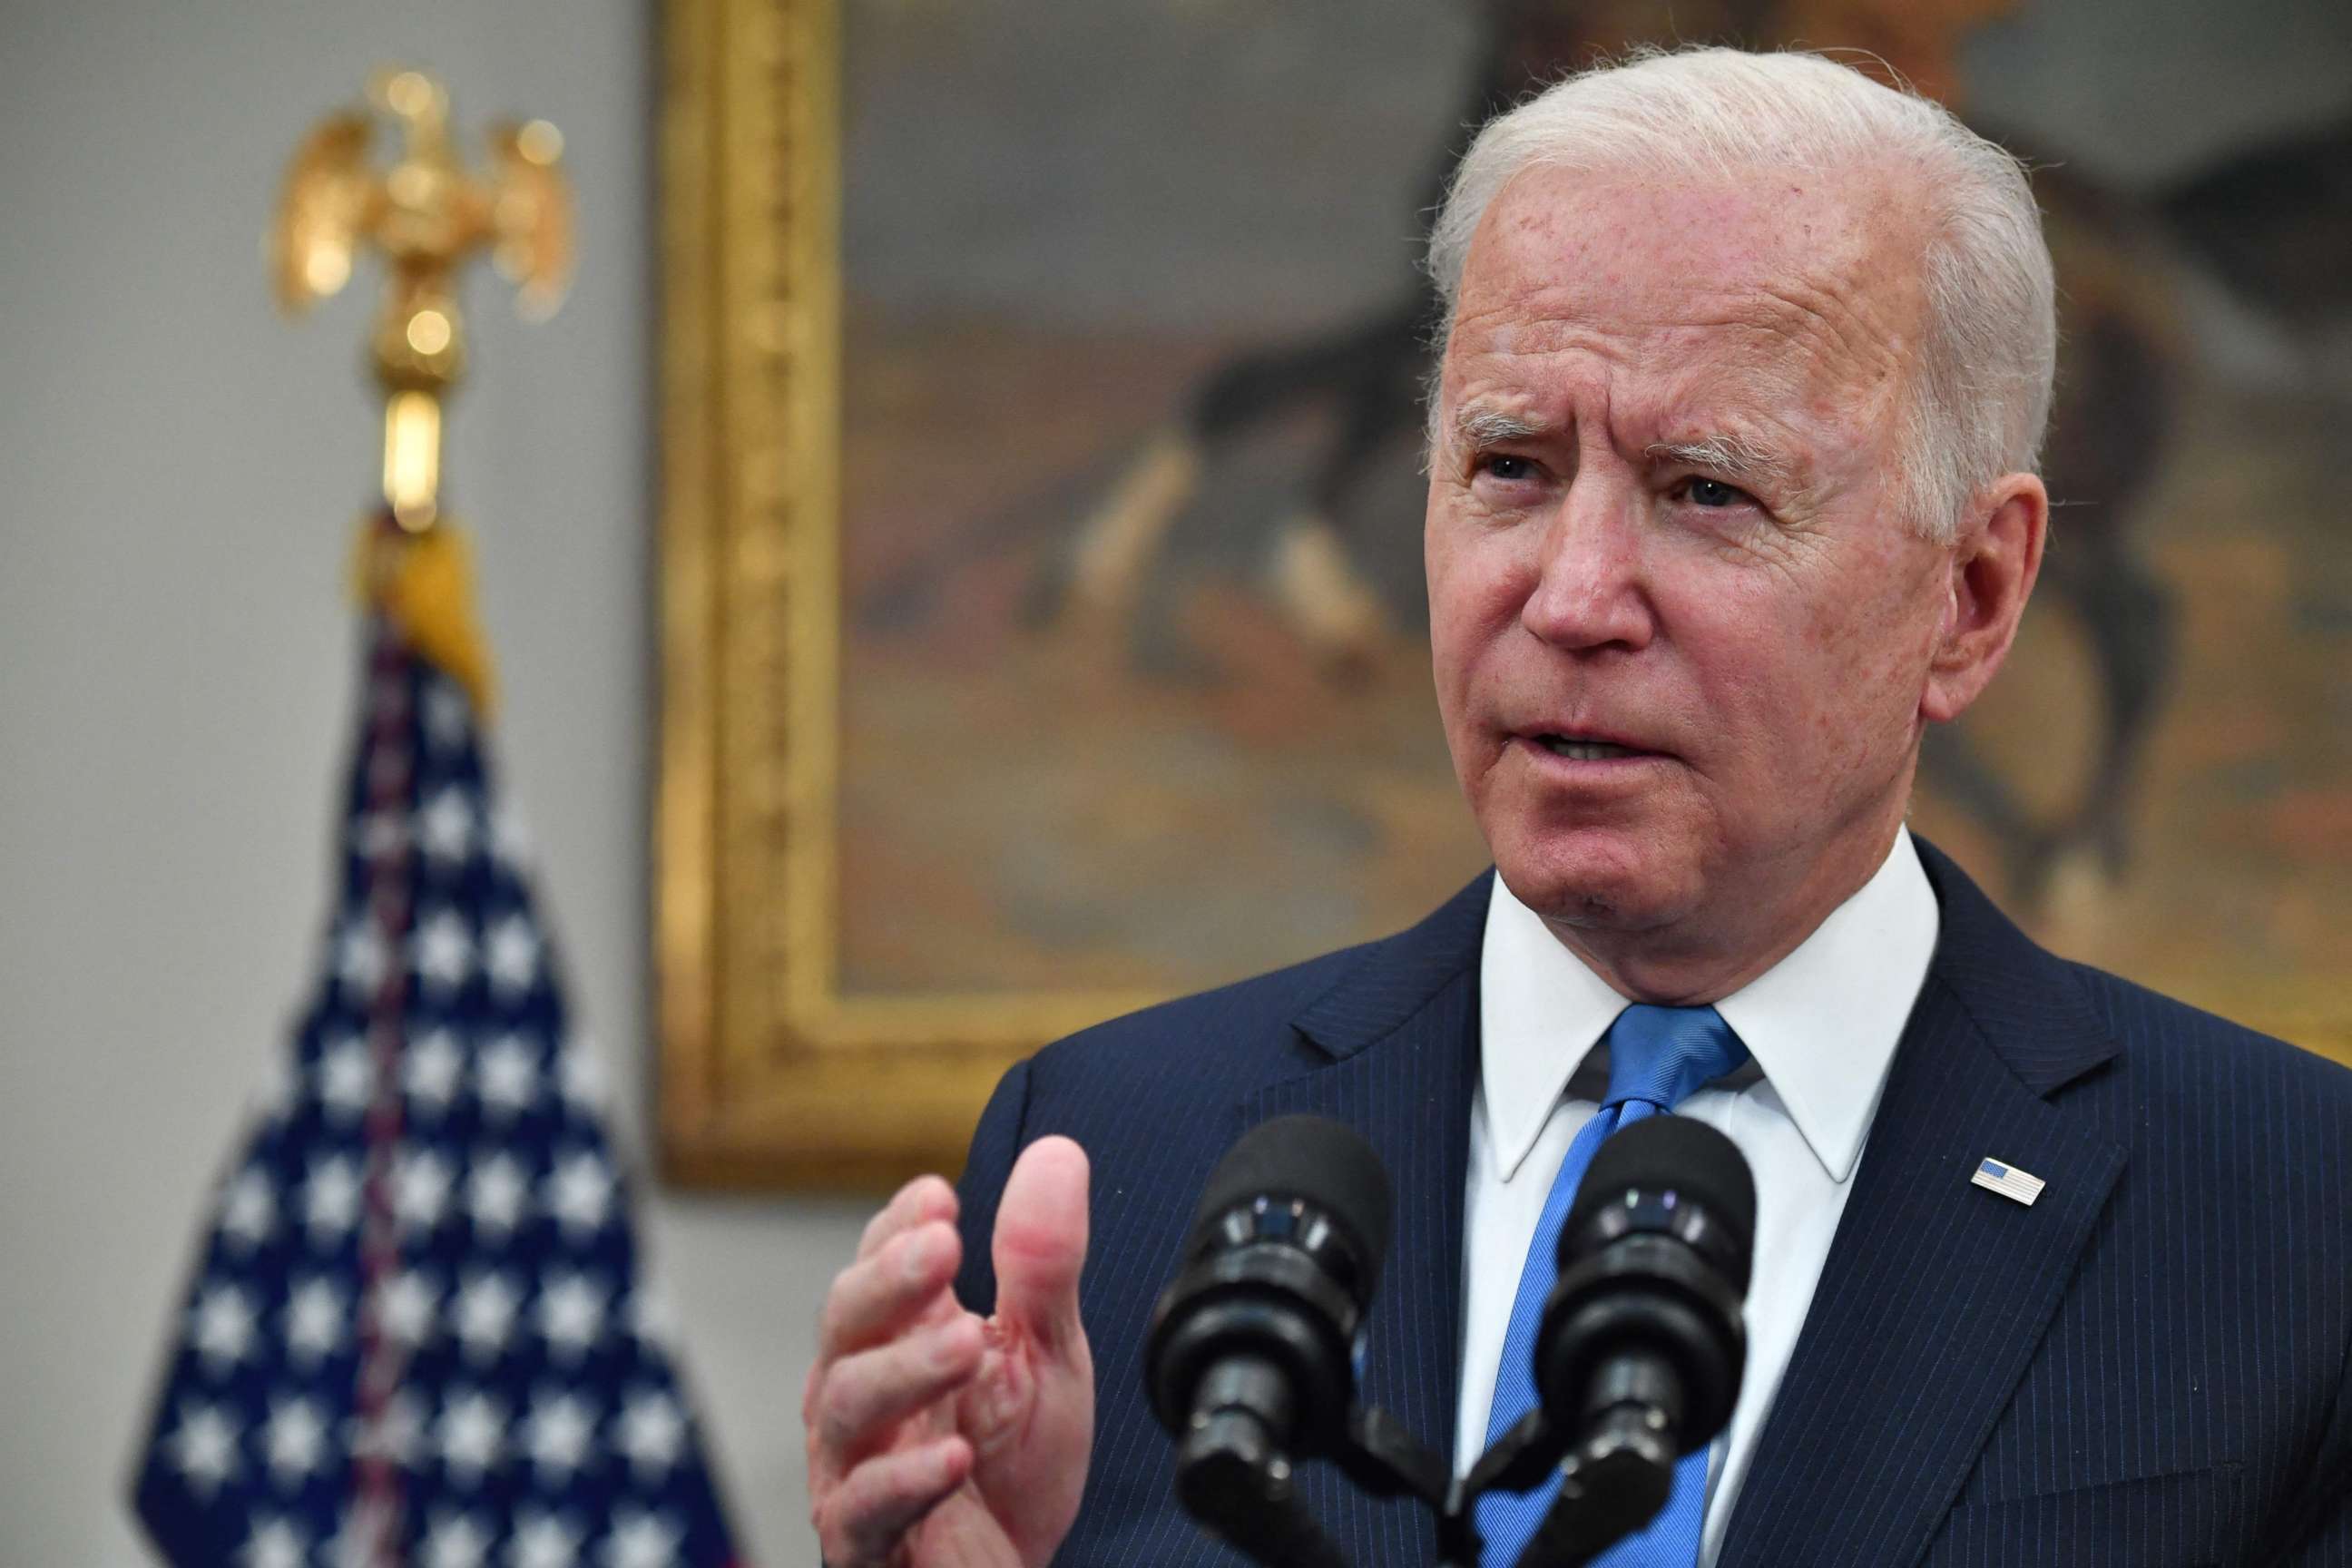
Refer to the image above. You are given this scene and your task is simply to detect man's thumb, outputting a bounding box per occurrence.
[991,1135,1090,1353]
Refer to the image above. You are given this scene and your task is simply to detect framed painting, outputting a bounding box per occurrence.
[657,0,2351,1190]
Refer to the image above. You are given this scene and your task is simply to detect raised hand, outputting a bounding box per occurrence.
[806,1137,1093,1567]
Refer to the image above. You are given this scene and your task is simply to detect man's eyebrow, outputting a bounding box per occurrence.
[1453,405,1550,447]
[1644,433,1797,489]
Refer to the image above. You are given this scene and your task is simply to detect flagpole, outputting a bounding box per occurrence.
[345,622,417,1566]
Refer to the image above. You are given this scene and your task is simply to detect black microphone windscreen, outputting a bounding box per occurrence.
[1563,1114,1757,1273]
[1189,1114,1395,1293]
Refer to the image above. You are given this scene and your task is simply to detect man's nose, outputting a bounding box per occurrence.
[1519,476,1654,652]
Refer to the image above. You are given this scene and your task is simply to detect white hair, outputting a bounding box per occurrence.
[1425,47,2056,544]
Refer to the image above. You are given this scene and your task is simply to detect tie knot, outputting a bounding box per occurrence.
[1602,1004,1748,1114]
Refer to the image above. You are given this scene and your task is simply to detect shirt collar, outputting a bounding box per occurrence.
[1478,828,1940,1185]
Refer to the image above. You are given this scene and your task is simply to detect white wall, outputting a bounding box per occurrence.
[0,3,857,1563]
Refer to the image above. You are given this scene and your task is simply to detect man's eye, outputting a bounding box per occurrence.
[1478,455,1537,483]
[1679,476,1749,509]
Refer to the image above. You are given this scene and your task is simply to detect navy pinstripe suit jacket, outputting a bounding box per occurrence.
[954,840,2352,1565]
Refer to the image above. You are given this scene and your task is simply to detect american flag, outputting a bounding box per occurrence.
[1971,1156,2048,1208]
[132,620,741,1568]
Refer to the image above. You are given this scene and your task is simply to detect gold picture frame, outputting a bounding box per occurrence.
[657,0,2349,1191]
[658,0,1162,1190]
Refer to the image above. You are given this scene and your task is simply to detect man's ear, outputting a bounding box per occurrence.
[1920,472,2047,725]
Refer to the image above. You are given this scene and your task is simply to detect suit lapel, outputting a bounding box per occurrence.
[1717,841,2129,1568]
[1236,874,1488,1565]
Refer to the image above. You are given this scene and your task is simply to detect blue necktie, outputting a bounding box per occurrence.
[1475,1004,1750,1568]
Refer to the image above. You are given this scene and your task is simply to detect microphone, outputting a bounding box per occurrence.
[1143,1114,1395,1567]
[1519,1113,1755,1563]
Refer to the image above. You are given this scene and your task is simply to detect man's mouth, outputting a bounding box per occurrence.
[1530,732,1652,761]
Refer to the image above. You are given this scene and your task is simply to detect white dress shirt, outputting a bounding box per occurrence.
[1455,828,1940,1568]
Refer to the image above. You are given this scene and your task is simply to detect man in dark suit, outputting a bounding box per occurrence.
[803,47,2352,1567]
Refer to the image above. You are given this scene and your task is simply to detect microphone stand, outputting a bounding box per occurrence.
[1200,1398,1672,1568]
[1452,1406,1679,1568]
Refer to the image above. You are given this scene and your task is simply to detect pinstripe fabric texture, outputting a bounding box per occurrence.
[955,842,2352,1566]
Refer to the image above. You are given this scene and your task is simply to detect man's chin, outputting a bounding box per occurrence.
[1491,832,1695,934]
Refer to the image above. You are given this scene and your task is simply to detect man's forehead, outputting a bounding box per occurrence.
[1446,164,1925,420]
[1469,160,1919,279]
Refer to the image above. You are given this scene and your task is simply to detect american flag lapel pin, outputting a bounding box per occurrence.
[1973,1157,2046,1207]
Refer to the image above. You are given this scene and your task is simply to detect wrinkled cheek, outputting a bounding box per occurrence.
[1428,642,1495,794]
[1426,533,1537,789]
[1431,657,1487,784]
[1424,588,1479,725]
[1823,603,1922,727]
[1793,634,1917,804]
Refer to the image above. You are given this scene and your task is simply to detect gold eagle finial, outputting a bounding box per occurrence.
[270,68,573,531]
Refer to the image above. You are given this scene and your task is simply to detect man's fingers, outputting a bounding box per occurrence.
[991,1136,1091,1355]
[818,1220,963,1366]
[815,1436,974,1567]
[858,1173,958,1262]
[814,1316,985,1463]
